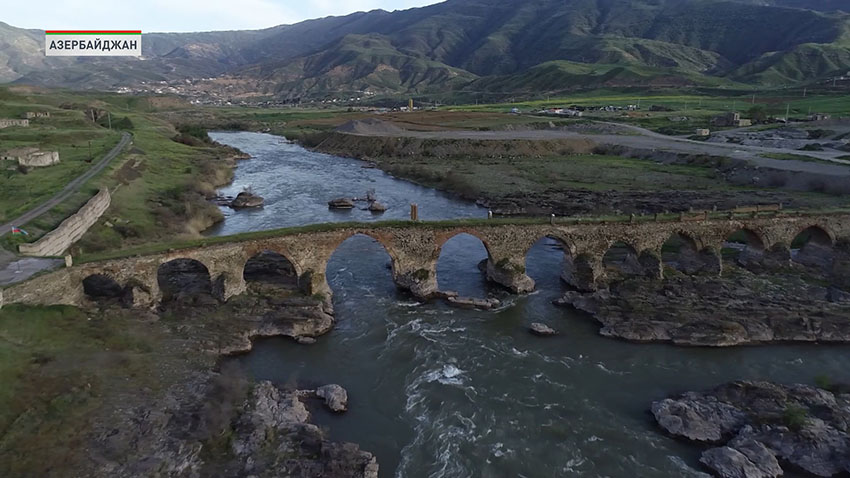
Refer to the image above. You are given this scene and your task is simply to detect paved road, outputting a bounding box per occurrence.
[0,132,131,237]
[345,122,850,176]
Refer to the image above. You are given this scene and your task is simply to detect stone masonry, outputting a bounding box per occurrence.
[18,188,111,257]
[1,213,847,310]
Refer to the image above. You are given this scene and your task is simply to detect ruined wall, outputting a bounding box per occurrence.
[0,118,29,128]
[19,188,111,257]
[18,151,60,167]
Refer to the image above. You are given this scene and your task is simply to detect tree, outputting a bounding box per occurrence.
[747,105,767,123]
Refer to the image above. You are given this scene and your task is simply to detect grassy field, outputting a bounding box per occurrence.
[0,305,162,475]
[0,86,239,254]
[0,105,122,222]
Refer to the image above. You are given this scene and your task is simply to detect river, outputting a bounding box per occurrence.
[209,131,849,478]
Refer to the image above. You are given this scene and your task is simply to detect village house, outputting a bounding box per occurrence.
[0,118,29,129]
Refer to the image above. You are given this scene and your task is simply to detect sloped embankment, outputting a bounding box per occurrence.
[315,131,597,161]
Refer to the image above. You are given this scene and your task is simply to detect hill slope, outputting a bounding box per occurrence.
[1,0,849,97]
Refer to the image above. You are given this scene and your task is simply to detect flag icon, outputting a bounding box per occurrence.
[11,227,28,236]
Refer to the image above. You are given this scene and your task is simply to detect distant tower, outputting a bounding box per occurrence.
[409,98,414,111]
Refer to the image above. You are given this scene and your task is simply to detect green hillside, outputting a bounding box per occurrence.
[2,0,850,97]
[468,60,745,94]
[246,34,478,97]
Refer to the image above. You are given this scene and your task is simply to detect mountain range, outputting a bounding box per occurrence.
[1,0,849,99]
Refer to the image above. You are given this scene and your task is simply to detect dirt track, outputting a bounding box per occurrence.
[339,120,850,177]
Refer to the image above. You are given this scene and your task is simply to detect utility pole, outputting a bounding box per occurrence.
[88,140,92,161]
[752,94,755,105]
[803,87,807,98]
[785,103,790,122]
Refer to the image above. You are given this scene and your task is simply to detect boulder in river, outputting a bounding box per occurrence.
[328,198,355,209]
[368,201,387,213]
[529,322,558,336]
[316,384,348,413]
[230,191,264,209]
[700,441,782,478]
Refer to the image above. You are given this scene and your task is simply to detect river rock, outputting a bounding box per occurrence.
[700,441,782,478]
[230,191,264,208]
[368,201,387,212]
[554,272,850,346]
[446,295,500,310]
[316,384,348,413]
[653,381,850,478]
[230,381,377,477]
[651,394,747,442]
[529,322,558,336]
[328,198,355,209]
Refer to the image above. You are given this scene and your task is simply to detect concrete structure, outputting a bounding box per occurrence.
[19,151,60,167]
[18,188,111,257]
[1,147,39,161]
[23,111,50,119]
[1,211,848,310]
[0,118,29,129]
[2,147,60,167]
[711,112,751,128]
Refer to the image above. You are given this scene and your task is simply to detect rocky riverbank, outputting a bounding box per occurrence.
[555,268,850,346]
[477,189,814,216]
[27,293,378,478]
[652,380,850,477]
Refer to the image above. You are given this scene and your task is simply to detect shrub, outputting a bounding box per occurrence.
[782,405,808,431]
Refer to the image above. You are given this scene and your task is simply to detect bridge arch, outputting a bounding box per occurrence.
[325,233,397,299]
[525,235,574,289]
[792,225,835,269]
[157,258,213,303]
[723,228,766,269]
[602,241,642,279]
[436,232,492,297]
[662,231,703,274]
[435,230,493,260]
[243,250,299,292]
[82,273,124,301]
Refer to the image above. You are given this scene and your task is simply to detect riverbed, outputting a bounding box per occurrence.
[209,131,849,478]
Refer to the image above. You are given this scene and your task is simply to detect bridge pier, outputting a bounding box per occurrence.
[832,241,850,289]
[638,250,663,279]
[211,272,247,302]
[485,256,534,294]
[121,275,161,309]
[392,264,439,299]
[562,253,604,291]
[762,244,792,270]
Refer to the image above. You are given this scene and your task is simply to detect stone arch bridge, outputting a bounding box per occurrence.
[1,213,848,309]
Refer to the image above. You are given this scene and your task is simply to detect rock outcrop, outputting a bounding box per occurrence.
[652,381,850,477]
[230,191,264,208]
[228,382,377,478]
[328,198,355,209]
[529,322,558,336]
[368,201,387,212]
[555,270,850,346]
[316,384,349,413]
